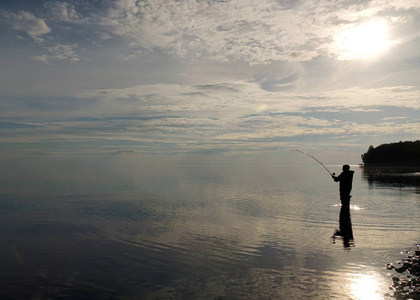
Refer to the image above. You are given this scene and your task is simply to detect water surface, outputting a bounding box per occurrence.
[0,164,419,299]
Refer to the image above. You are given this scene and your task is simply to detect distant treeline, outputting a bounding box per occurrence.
[361,140,420,167]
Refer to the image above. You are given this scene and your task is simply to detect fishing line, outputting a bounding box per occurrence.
[291,150,347,261]
[293,150,335,176]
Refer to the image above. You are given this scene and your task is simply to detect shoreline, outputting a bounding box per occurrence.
[387,243,420,298]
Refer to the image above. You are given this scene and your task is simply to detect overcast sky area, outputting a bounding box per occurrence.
[1,0,419,166]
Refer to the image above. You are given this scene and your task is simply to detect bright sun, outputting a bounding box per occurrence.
[334,20,394,60]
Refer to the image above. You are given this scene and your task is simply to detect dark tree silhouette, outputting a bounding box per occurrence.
[361,140,420,167]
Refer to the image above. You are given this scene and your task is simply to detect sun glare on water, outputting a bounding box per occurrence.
[349,273,385,300]
[334,20,395,60]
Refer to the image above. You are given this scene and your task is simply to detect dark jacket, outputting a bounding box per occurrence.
[333,170,354,196]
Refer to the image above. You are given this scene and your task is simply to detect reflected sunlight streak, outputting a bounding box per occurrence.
[350,205,362,211]
[349,273,386,300]
[332,204,363,210]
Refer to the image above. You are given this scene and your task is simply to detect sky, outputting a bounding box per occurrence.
[1,0,419,166]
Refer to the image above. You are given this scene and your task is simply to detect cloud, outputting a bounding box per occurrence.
[1,98,418,156]
[3,0,418,65]
[0,81,407,155]
[44,2,84,23]
[381,116,408,121]
[96,0,419,64]
[1,0,419,158]
[99,0,323,63]
[306,86,420,109]
[74,82,420,121]
[33,44,81,64]
[9,10,51,43]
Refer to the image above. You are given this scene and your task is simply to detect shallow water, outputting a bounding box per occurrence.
[0,164,419,299]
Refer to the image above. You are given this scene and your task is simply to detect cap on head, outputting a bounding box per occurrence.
[342,164,350,171]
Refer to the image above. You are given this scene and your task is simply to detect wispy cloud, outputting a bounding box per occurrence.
[1,78,418,155]
[32,43,81,64]
[1,0,419,160]
[2,0,417,64]
[6,10,51,43]
[76,83,420,117]
[95,0,416,64]
[44,2,84,23]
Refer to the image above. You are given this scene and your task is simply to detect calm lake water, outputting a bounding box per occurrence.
[0,163,419,299]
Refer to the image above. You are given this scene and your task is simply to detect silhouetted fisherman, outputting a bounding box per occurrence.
[332,165,354,205]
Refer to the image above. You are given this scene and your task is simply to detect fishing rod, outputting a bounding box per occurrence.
[293,150,335,177]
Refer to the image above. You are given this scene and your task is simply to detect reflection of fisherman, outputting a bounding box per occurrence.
[332,204,354,250]
[332,165,354,205]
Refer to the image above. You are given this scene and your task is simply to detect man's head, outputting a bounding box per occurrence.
[342,165,350,171]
